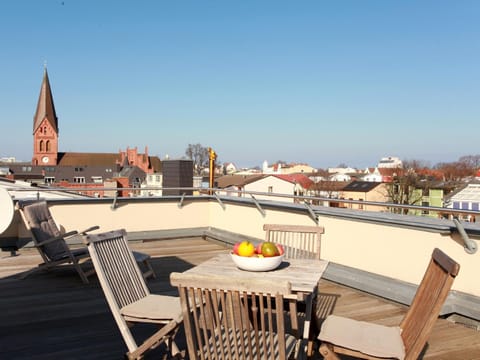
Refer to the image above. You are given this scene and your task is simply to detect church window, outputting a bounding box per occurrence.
[39,140,44,152]
[46,140,51,152]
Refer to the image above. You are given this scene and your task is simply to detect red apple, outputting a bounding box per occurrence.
[255,242,263,254]
[276,244,285,256]
[233,242,241,255]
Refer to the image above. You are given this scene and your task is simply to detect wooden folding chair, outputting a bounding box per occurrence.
[318,248,460,360]
[83,229,182,359]
[264,223,325,355]
[170,272,298,359]
[263,224,324,260]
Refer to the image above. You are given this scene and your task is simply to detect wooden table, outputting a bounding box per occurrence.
[180,253,329,357]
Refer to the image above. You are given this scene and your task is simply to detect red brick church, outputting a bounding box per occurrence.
[0,68,161,196]
[32,68,160,174]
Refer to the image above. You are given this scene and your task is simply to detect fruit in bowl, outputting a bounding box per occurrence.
[231,241,285,271]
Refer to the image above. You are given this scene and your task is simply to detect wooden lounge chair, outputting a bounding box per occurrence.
[17,200,100,283]
[263,224,324,260]
[318,248,460,360]
[170,272,298,359]
[18,200,155,283]
[83,229,182,360]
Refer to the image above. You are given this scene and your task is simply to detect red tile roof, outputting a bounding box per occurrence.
[274,174,314,189]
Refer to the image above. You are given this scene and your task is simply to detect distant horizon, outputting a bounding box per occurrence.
[1,150,474,172]
[1,1,478,170]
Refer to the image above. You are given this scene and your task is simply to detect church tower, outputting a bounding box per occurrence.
[32,67,59,166]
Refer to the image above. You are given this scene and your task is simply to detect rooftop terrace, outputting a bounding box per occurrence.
[1,187,480,358]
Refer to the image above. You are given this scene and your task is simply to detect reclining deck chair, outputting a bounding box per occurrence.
[18,201,155,283]
[17,200,100,283]
[170,272,298,359]
[84,229,182,360]
[318,248,460,360]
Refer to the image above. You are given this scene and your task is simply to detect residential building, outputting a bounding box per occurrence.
[336,181,387,211]
[243,174,314,203]
[444,182,480,222]
[377,156,403,168]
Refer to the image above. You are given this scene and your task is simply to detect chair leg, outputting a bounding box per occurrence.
[143,259,156,279]
[72,261,90,284]
[319,343,341,360]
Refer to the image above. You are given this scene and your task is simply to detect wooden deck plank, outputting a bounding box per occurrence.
[1,237,479,359]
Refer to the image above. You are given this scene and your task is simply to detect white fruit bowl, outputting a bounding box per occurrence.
[231,253,285,272]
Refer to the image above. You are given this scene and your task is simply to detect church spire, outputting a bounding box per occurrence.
[32,67,59,166]
[33,67,58,134]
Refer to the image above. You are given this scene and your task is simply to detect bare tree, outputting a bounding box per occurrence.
[435,161,474,182]
[185,144,209,176]
[403,159,430,171]
[385,169,423,214]
[459,154,480,170]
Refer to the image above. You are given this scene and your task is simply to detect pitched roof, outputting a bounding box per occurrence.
[57,152,120,167]
[56,152,162,172]
[215,174,264,188]
[33,68,58,134]
[342,180,382,192]
[310,180,351,192]
[273,174,314,189]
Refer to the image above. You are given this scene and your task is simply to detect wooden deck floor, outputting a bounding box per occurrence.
[1,237,479,359]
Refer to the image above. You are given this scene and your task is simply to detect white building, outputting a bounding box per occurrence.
[377,156,403,169]
[444,183,480,222]
[362,167,383,182]
[140,173,163,196]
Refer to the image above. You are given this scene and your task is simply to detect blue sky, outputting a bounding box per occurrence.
[1,1,478,169]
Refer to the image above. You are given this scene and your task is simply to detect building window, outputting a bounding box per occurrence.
[268,186,273,193]
[39,140,44,152]
[91,176,103,184]
[453,201,460,209]
[472,203,479,211]
[46,140,51,152]
[73,177,85,183]
[422,201,429,215]
[461,202,469,210]
[75,167,84,172]
[44,177,55,184]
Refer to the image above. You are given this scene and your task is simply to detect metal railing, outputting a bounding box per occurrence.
[7,184,480,219]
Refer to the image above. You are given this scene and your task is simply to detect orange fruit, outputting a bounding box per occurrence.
[237,241,255,257]
[261,242,279,257]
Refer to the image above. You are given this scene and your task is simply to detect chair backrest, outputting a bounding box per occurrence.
[400,248,460,359]
[20,201,69,261]
[263,224,324,259]
[171,272,294,360]
[83,229,150,310]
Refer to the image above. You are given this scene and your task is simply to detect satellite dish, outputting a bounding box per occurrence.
[0,188,15,234]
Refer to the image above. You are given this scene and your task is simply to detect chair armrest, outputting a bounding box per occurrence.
[35,230,79,247]
[78,225,100,235]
